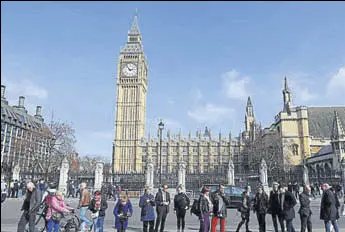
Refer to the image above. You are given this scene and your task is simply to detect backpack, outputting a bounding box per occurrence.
[190,199,201,217]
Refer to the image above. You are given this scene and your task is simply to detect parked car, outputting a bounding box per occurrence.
[201,184,255,208]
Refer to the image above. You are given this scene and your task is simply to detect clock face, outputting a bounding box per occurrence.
[122,63,137,77]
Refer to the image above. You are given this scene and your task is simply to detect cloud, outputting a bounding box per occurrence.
[3,78,48,100]
[167,98,175,105]
[188,103,236,124]
[221,69,251,101]
[189,88,203,102]
[284,73,318,103]
[92,131,114,139]
[327,66,345,97]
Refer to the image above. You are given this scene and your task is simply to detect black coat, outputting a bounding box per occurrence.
[174,192,190,211]
[282,191,297,220]
[211,190,230,218]
[199,194,211,219]
[320,189,340,221]
[89,197,108,217]
[268,190,282,215]
[155,190,171,214]
[254,192,269,214]
[298,192,312,217]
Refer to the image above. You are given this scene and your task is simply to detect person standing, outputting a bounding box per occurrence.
[253,185,269,232]
[210,184,229,232]
[89,190,108,232]
[17,182,42,232]
[78,182,92,231]
[320,183,339,232]
[199,186,213,232]
[45,190,73,232]
[299,185,312,232]
[268,182,285,232]
[283,185,297,232]
[114,194,133,232]
[154,184,171,232]
[174,185,190,232]
[236,186,252,232]
[1,179,7,203]
[139,186,156,232]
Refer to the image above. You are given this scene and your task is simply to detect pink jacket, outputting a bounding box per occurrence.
[46,195,73,220]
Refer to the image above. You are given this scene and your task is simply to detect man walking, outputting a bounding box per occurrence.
[268,182,285,232]
[17,182,42,232]
[154,184,170,232]
[320,183,339,232]
[299,185,312,232]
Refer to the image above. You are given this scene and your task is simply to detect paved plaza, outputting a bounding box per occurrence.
[1,196,343,232]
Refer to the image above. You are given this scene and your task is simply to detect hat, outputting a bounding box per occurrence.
[272,182,279,186]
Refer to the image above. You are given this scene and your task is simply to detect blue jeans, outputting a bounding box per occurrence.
[79,206,92,229]
[93,217,104,232]
[325,220,339,232]
[47,218,60,232]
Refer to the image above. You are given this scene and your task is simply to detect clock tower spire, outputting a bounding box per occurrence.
[113,13,148,173]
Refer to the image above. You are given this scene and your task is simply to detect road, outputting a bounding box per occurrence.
[1,196,343,232]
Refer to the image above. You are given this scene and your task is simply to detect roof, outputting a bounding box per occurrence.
[307,107,345,138]
[311,145,333,157]
[1,99,51,134]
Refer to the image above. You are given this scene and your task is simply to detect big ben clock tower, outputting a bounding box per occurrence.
[113,15,148,173]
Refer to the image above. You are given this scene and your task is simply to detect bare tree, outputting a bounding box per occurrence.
[244,126,293,182]
[41,121,77,180]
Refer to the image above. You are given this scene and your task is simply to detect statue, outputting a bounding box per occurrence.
[146,155,154,189]
[12,164,20,181]
[303,165,310,186]
[227,160,235,185]
[58,157,69,195]
[94,161,104,191]
[260,159,268,186]
[178,159,186,191]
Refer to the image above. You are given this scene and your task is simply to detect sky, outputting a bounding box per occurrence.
[1,2,345,159]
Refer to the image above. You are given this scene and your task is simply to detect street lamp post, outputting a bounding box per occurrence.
[158,120,164,185]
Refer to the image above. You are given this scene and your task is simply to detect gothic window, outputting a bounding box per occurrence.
[183,147,188,153]
[342,142,345,153]
[152,147,157,153]
[292,144,299,156]
[193,147,198,152]
[172,147,177,152]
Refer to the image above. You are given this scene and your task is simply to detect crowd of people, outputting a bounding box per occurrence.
[1,177,343,232]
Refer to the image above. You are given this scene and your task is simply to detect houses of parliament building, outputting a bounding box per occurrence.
[112,15,345,182]
[112,15,256,177]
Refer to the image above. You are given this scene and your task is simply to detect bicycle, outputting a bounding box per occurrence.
[24,209,80,232]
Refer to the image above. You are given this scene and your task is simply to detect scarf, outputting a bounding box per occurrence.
[95,195,101,211]
[204,194,213,211]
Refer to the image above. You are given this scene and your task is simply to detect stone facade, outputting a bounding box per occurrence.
[113,15,148,173]
[1,85,53,179]
[265,78,345,166]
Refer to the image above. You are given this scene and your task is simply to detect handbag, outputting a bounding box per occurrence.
[52,212,63,222]
[91,211,99,219]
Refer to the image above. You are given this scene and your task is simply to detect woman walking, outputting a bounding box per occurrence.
[89,190,108,232]
[253,185,269,232]
[45,191,73,232]
[139,186,156,232]
[236,186,252,232]
[114,194,133,232]
[199,186,213,232]
[174,185,190,232]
